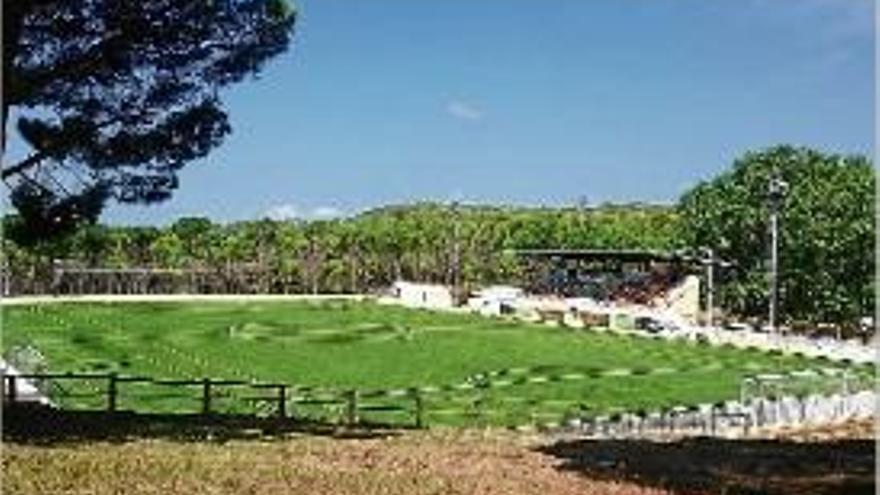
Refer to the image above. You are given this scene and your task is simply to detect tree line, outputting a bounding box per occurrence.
[3,146,874,330]
[2,202,682,296]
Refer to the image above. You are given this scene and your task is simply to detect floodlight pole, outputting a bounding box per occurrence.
[768,173,788,334]
[769,207,778,332]
[452,200,461,305]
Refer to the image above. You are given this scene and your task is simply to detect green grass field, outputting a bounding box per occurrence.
[1,300,856,427]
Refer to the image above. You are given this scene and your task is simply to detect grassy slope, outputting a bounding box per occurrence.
[2,300,841,425]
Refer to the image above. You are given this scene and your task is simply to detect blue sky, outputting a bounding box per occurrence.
[10,0,878,224]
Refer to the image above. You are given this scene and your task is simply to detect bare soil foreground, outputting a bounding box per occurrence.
[4,421,874,495]
[5,430,661,495]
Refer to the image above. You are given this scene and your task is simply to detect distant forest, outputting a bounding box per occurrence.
[2,202,682,296]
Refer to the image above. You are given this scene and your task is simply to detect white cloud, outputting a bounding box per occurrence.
[310,206,342,219]
[446,100,484,121]
[264,203,344,221]
[265,203,300,220]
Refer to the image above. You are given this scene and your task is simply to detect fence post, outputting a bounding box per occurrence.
[277,385,287,419]
[107,372,118,413]
[412,389,424,429]
[756,398,764,428]
[710,406,717,436]
[201,378,212,415]
[4,375,17,403]
[345,389,359,426]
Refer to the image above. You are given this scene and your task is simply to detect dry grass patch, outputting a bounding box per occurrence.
[4,430,665,495]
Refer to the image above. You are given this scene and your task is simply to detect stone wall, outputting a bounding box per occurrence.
[559,390,876,440]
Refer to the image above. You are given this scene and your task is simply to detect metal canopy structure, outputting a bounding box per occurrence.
[510,248,733,267]
[509,248,733,298]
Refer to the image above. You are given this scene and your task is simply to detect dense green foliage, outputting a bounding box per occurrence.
[3,0,296,240]
[2,202,683,295]
[678,146,875,328]
[3,300,831,426]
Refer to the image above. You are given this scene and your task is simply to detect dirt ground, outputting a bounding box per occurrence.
[3,421,874,495]
[4,429,663,495]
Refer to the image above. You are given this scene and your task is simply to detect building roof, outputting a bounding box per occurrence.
[509,248,733,267]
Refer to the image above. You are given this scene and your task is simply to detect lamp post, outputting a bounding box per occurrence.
[768,172,788,334]
[451,200,461,305]
[700,247,714,328]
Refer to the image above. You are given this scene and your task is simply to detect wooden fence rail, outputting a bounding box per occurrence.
[2,373,295,418]
[5,366,868,431]
[1,372,426,428]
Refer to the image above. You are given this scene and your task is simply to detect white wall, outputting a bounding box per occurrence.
[392,282,454,309]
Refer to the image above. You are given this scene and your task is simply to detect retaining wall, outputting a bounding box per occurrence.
[688,327,874,364]
[559,390,876,440]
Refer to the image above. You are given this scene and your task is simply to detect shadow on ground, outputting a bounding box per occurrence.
[538,436,875,495]
[2,404,402,445]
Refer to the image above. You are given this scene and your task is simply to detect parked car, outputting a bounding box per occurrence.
[723,322,750,332]
[635,316,667,334]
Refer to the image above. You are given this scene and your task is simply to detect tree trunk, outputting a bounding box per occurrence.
[2,2,27,158]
